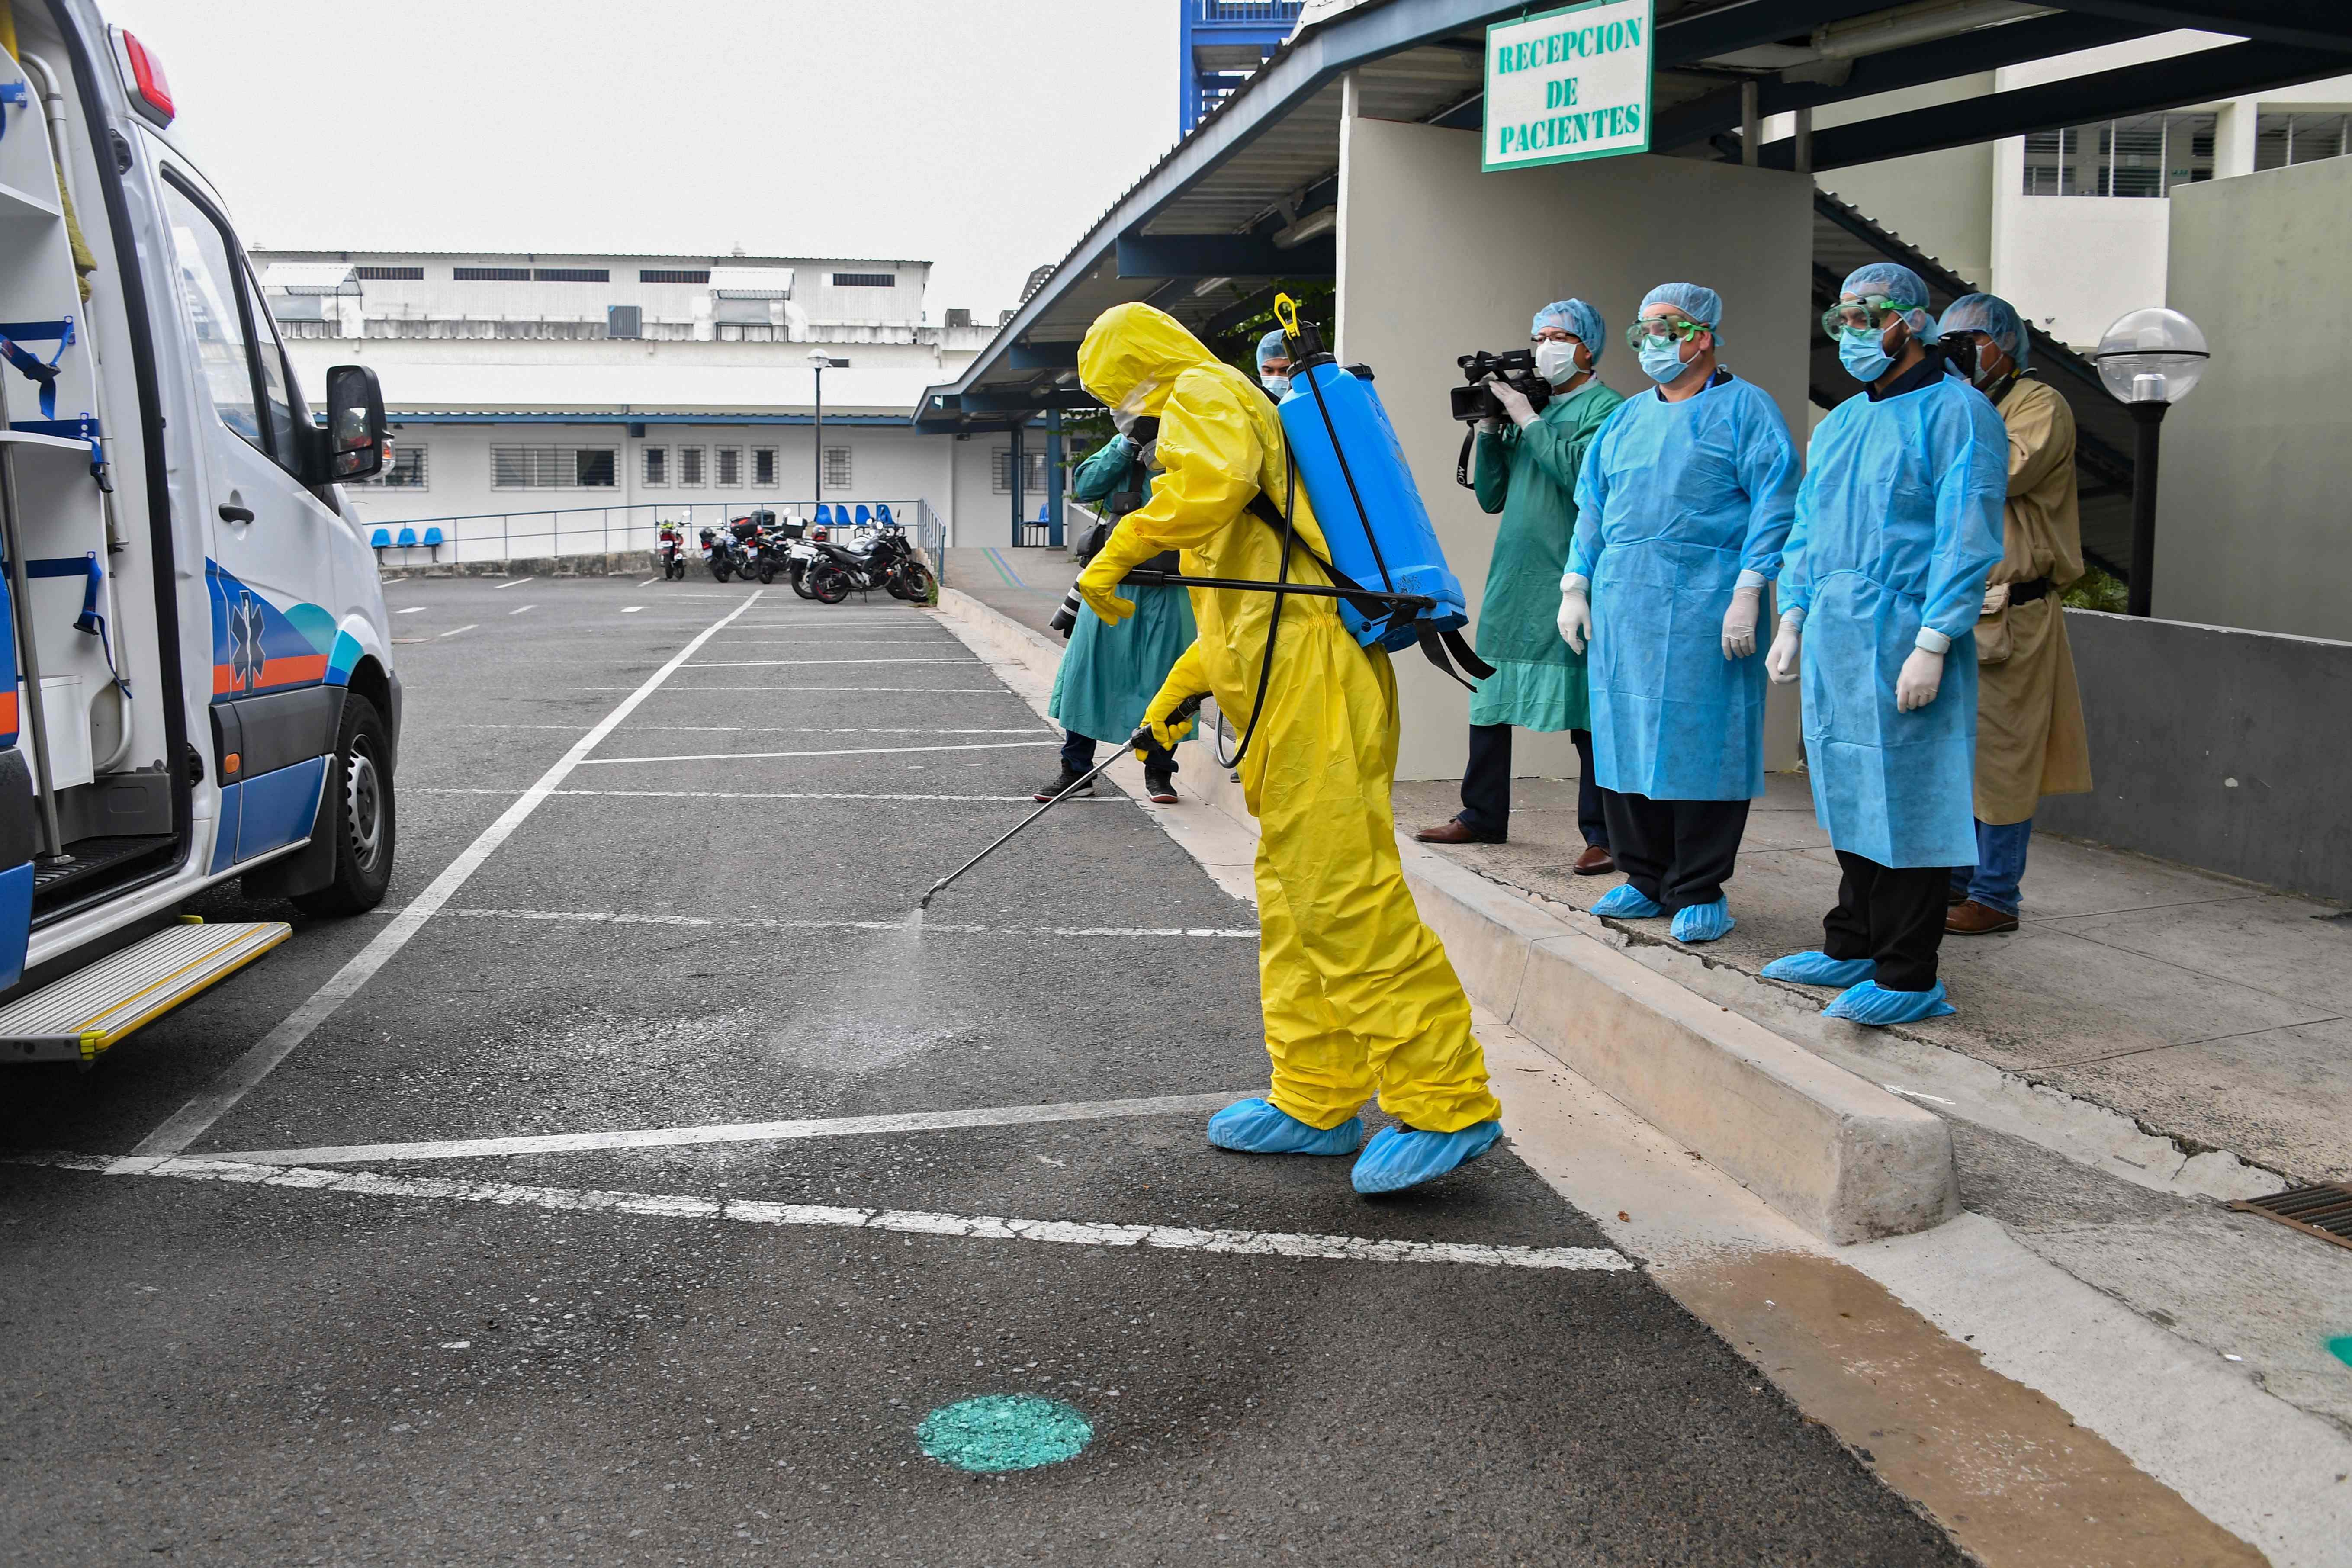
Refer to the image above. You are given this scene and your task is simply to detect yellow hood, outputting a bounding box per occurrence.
[1078,303,1220,417]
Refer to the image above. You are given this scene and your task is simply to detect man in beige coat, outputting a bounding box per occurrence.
[1938,294,2093,934]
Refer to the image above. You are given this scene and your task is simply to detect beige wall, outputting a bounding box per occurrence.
[2156,156,2352,643]
[1811,73,1997,290]
[1335,110,1815,781]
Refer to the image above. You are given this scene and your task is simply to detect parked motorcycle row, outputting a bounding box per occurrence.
[673,511,936,603]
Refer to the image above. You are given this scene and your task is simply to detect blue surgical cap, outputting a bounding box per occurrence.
[1840,262,1941,344]
[1256,328,1290,370]
[1640,282,1723,333]
[1533,298,1607,362]
[1939,292,2029,370]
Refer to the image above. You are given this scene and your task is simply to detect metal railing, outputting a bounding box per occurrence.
[360,498,944,572]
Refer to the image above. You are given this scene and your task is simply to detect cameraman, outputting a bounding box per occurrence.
[1417,300,1623,865]
[1038,418,1196,805]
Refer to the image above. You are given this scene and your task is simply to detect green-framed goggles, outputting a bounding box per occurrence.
[1820,296,1917,337]
[1624,315,1710,349]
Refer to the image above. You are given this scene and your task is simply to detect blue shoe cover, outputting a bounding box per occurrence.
[1761,951,1876,987]
[1206,1098,1364,1156]
[1669,898,1735,943]
[1822,980,1957,1026]
[1350,1120,1504,1195]
[1591,883,1666,919]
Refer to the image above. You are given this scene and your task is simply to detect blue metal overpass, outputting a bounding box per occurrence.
[1180,1,1308,134]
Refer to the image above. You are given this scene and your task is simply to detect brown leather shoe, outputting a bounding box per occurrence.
[1415,819,1503,845]
[1571,845,1616,876]
[1946,899,2019,935]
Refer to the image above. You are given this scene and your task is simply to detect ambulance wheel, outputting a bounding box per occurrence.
[293,694,395,917]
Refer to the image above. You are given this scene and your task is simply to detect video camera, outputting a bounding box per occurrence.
[1449,350,1552,424]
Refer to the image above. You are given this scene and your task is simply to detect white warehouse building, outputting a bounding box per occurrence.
[252,249,1033,564]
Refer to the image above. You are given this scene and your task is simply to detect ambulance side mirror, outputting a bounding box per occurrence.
[323,364,386,483]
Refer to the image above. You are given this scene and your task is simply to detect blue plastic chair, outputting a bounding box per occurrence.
[422,526,444,561]
[874,504,895,527]
[855,504,873,527]
[1036,502,1051,522]
[370,527,391,563]
[395,526,418,549]
[815,504,835,527]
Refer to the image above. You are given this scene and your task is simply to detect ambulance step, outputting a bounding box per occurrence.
[0,919,291,1064]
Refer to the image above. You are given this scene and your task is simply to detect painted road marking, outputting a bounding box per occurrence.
[436,906,1254,938]
[410,787,1123,804]
[131,590,772,1159]
[395,606,427,615]
[22,1154,1632,1272]
[577,740,1054,765]
[452,724,1047,734]
[507,604,537,616]
[436,625,478,639]
[588,686,1017,695]
[494,577,534,590]
[206,1091,1252,1165]
[623,606,644,614]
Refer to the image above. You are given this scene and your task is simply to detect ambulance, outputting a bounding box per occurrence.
[0,3,398,1064]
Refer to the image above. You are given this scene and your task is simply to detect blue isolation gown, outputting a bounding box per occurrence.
[1781,372,2008,868]
[1568,374,1799,801]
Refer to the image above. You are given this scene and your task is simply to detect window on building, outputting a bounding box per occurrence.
[991,449,1051,495]
[362,443,428,488]
[640,268,712,284]
[823,446,853,489]
[831,273,896,288]
[453,266,531,281]
[752,447,777,487]
[2022,112,2215,196]
[2255,111,2351,170]
[715,446,743,487]
[354,265,423,281]
[533,267,610,283]
[678,445,707,487]
[491,446,618,488]
[643,446,669,487]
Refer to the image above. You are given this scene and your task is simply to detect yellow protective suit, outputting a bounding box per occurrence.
[1075,304,1498,1134]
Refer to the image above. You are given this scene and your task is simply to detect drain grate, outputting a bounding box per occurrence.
[2230,1183,2352,1252]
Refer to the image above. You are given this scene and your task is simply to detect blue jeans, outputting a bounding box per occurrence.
[1950,818,2033,917]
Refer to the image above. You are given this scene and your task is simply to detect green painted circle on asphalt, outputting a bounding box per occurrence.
[916,1395,1092,1473]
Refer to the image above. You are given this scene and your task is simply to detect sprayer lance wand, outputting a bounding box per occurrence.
[917,694,1208,910]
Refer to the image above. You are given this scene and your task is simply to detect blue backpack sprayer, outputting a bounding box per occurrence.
[919,295,1488,908]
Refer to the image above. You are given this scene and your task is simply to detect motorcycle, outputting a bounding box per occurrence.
[700,526,742,583]
[655,524,687,581]
[804,525,935,605]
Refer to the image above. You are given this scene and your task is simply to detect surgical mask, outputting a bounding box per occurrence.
[1260,373,1291,399]
[1638,339,1689,384]
[1838,327,1894,384]
[1533,340,1582,386]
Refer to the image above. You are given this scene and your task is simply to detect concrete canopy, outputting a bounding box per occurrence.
[914,0,2352,434]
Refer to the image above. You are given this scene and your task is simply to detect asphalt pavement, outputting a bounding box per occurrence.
[0,570,1966,1565]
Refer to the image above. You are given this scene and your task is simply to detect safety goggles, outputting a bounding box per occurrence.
[1820,296,1914,337]
[1624,315,1709,349]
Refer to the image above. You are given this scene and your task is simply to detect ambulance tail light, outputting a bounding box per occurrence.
[112,28,175,128]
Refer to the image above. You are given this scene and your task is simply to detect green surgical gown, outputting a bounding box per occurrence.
[1467,378,1625,731]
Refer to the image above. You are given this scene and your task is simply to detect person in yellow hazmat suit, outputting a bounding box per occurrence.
[1072,302,1504,1196]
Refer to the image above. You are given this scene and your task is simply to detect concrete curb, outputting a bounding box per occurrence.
[932,587,1960,1243]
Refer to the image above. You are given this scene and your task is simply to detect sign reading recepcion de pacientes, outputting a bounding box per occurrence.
[1483,0,1652,173]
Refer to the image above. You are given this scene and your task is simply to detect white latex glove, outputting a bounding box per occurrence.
[1557,587,1592,655]
[1721,584,1762,659]
[1896,646,1945,711]
[1765,614,1803,685]
[1488,375,1539,430]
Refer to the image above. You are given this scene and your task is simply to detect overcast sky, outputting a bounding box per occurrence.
[108,0,1182,318]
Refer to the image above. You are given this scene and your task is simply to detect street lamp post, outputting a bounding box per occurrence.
[806,349,848,516]
[2091,307,2207,618]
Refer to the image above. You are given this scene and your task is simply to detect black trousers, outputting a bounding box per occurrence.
[1823,850,1950,992]
[1456,723,1607,846]
[1062,730,1174,775]
[1600,789,1748,911]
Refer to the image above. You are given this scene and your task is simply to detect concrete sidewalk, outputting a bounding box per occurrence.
[940,544,1078,636]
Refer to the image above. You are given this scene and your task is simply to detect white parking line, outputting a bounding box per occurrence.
[437,907,1254,938]
[506,604,537,616]
[25,1154,1633,1273]
[494,577,534,590]
[590,686,1015,694]
[436,625,477,639]
[578,739,1054,765]
[623,606,644,614]
[395,606,427,615]
[131,589,771,1159]
[207,1092,1250,1165]
[450,723,1045,735]
[409,787,1124,804]
[688,659,981,668]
